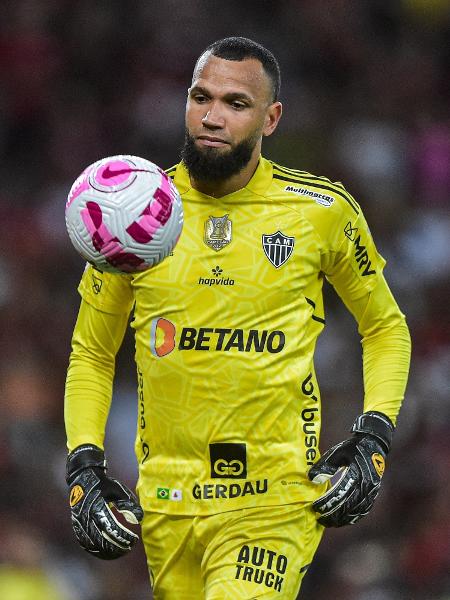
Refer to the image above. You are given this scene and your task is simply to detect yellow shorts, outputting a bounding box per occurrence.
[141,503,323,599]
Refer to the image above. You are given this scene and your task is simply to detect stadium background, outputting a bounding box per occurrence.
[0,1,449,598]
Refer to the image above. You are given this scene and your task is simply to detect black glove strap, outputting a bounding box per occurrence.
[66,444,107,484]
[351,411,394,453]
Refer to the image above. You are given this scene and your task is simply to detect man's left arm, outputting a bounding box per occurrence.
[309,209,411,527]
[337,272,411,425]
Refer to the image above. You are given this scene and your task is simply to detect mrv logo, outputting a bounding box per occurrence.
[344,222,376,276]
[150,318,286,357]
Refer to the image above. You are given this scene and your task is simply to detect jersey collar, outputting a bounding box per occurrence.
[172,156,273,199]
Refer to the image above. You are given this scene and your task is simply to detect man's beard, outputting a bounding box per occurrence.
[181,129,259,183]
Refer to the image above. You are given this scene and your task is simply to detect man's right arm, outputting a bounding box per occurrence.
[64,265,134,451]
[65,299,131,451]
[64,267,143,560]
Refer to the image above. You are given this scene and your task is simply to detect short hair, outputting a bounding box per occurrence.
[196,37,281,102]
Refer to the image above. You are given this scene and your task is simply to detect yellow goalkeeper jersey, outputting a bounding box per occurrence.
[65,157,410,515]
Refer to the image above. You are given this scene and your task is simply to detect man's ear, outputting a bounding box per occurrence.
[263,102,282,137]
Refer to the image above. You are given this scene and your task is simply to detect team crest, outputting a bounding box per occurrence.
[204,214,232,251]
[262,231,295,268]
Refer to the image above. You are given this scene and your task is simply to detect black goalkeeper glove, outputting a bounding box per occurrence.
[66,444,144,560]
[308,411,394,527]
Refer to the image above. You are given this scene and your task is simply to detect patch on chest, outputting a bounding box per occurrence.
[262,231,295,268]
[204,214,232,251]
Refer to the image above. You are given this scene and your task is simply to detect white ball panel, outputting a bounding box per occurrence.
[65,155,183,273]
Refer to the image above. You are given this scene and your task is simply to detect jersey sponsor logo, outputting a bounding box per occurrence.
[344,222,376,276]
[192,479,268,500]
[210,443,247,479]
[198,265,235,286]
[284,185,334,207]
[204,214,232,251]
[262,231,295,268]
[150,318,286,357]
[137,366,150,464]
[213,459,244,476]
[179,327,285,353]
[301,374,320,465]
[344,222,358,241]
[150,317,176,357]
[235,544,288,593]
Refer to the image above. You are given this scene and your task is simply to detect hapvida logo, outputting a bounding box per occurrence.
[198,265,235,286]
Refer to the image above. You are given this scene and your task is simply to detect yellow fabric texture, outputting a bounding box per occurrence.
[0,567,67,600]
[65,157,411,515]
[141,502,323,599]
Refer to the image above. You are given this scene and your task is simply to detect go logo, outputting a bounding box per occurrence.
[214,459,245,477]
[150,317,176,357]
[210,442,247,479]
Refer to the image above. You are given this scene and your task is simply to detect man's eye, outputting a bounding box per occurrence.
[194,95,208,103]
[231,101,246,110]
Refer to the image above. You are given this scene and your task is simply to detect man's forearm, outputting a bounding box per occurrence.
[362,316,411,424]
[65,351,115,451]
[65,300,130,451]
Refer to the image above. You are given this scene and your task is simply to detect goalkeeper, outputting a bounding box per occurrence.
[64,37,411,599]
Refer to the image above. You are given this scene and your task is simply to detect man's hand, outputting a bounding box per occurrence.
[308,411,394,527]
[66,445,144,559]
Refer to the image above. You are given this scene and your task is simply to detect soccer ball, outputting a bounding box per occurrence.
[65,155,183,273]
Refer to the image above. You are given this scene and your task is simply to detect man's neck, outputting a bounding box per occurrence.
[190,153,260,199]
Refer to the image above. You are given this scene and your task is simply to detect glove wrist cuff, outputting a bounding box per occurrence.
[66,444,107,484]
[351,411,394,453]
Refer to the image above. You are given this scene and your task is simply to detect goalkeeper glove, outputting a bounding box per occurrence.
[308,411,394,527]
[66,444,144,560]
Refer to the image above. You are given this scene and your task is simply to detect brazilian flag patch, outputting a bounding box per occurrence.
[157,487,170,500]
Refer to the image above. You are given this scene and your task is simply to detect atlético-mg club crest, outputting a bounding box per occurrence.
[262,231,295,268]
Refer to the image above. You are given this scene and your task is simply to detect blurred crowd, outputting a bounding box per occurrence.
[0,1,449,599]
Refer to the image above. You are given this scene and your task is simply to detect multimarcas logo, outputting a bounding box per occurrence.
[149,317,286,357]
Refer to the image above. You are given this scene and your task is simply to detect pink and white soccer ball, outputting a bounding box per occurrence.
[65,155,183,273]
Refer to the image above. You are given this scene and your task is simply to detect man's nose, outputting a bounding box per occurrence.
[201,103,225,129]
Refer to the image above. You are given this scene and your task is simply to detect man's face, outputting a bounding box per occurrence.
[182,53,281,183]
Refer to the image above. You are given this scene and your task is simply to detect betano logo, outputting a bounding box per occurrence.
[150,317,176,357]
[149,318,286,358]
